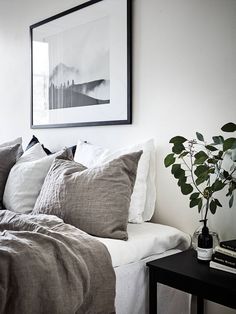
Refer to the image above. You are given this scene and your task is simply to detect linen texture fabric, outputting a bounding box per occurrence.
[74,139,156,223]
[0,210,115,314]
[0,143,23,209]
[0,137,22,150]
[0,137,23,161]
[33,151,142,240]
[3,144,71,213]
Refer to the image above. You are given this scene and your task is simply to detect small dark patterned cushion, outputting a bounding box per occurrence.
[26,135,52,155]
[26,135,77,157]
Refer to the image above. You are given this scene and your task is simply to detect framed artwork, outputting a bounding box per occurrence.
[30,0,131,128]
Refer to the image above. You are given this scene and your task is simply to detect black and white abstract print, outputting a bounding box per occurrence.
[48,16,110,110]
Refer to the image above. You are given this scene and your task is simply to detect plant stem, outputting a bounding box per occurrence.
[222,167,236,184]
[215,150,225,179]
[188,144,205,197]
[204,197,210,222]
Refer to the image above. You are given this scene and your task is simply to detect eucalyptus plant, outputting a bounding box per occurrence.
[164,122,236,222]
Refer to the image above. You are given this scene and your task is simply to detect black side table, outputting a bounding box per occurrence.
[147,249,236,314]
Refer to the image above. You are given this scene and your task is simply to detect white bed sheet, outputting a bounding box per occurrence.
[115,250,191,314]
[96,222,191,267]
[96,222,191,314]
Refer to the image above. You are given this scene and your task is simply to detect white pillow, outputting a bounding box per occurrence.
[142,145,156,221]
[3,144,58,213]
[17,142,46,163]
[74,141,109,168]
[74,139,156,223]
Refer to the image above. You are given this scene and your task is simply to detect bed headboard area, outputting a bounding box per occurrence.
[0,0,236,243]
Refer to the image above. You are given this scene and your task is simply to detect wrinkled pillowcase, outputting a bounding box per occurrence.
[33,151,142,240]
[0,143,23,209]
[0,137,22,149]
[3,144,71,213]
[0,137,23,159]
[74,139,156,223]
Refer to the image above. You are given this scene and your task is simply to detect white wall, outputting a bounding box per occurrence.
[0,1,236,313]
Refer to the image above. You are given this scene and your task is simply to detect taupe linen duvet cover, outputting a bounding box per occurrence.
[0,210,116,314]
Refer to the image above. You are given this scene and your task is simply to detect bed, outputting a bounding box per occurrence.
[0,137,191,313]
[0,212,191,314]
[98,222,191,314]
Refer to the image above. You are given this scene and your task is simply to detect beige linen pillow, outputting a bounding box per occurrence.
[33,151,142,240]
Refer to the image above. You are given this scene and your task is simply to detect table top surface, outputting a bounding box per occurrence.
[147,249,236,294]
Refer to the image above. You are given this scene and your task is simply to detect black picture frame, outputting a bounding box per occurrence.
[30,0,132,128]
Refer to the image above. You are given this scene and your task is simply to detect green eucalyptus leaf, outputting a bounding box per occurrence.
[164,153,176,167]
[211,152,223,162]
[190,192,200,200]
[221,122,236,132]
[190,198,201,208]
[215,199,222,207]
[212,136,224,145]
[194,157,208,165]
[208,168,215,174]
[226,181,236,196]
[223,170,230,180]
[178,176,187,186]
[171,164,181,174]
[212,179,225,192]
[223,138,236,151]
[227,182,236,197]
[226,181,236,197]
[194,151,208,164]
[196,174,209,185]
[196,132,204,142]
[210,200,217,214]
[231,149,236,162]
[181,184,193,195]
[205,169,213,176]
[172,143,185,154]
[232,181,236,191]
[178,151,189,158]
[198,198,203,212]
[205,145,218,152]
[229,194,234,208]
[207,158,218,164]
[194,151,208,159]
[173,167,185,179]
[194,165,208,177]
[169,136,187,144]
[214,151,224,160]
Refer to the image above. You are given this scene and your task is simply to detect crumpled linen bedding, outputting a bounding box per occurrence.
[0,210,116,314]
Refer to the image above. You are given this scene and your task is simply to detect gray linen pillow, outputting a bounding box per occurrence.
[0,143,23,208]
[33,151,142,240]
[0,137,22,147]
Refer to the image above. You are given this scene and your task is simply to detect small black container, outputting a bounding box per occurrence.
[197,221,213,263]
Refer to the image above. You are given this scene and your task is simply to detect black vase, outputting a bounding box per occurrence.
[197,220,213,263]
